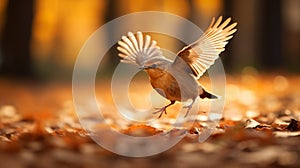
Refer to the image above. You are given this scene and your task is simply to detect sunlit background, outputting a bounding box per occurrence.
[0,0,299,80]
[1,1,300,166]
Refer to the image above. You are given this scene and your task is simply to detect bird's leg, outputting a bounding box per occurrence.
[153,100,176,118]
[183,99,195,117]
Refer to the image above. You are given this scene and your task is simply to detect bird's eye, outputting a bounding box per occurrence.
[152,64,157,68]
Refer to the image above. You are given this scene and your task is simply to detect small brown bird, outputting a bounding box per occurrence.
[117,16,237,118]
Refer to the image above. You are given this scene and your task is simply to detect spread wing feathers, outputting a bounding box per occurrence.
[174,16,237,78]
[117,31,164,66]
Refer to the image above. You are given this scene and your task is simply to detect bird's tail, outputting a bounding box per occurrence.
[199,89,219,99]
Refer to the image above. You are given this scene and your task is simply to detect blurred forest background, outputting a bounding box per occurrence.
[0,0,299,80]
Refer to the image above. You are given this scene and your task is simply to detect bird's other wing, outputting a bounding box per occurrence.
[173,16,237,78]
[117,32,166,66]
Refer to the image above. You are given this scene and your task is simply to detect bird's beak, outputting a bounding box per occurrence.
[138,66,145,70]
[139,65,151,70]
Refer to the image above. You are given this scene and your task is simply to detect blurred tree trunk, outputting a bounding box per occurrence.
[224,0,258,71]
[186,0,200,43]
[260,0,283,69]
[282,0,300,72]
[223,0,234,69]
[103,0,119,71]
[0,0,35,77]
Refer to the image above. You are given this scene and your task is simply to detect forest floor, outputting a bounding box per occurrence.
[0,73,300,168]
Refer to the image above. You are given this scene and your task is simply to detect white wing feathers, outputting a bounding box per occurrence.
[117,32,164,66]
[175,16,237,78]
[117,16,237,77]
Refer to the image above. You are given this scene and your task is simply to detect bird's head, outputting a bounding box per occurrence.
[139,58,169,70]
[138,63,158,70]
[139,58,169,78]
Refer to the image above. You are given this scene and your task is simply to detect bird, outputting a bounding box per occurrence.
[117,16,237,118]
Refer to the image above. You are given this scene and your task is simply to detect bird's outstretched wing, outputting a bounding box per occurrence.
[117,32,165,66]
[173,16,237,78]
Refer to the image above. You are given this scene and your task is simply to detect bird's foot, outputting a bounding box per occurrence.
[153,101,175,119]
[183,104,193,117]
[153,106,168,119]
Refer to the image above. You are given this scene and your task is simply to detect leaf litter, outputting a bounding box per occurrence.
[0,75,300,167]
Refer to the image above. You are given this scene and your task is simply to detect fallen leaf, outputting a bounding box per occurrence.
[286,119,300,131]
